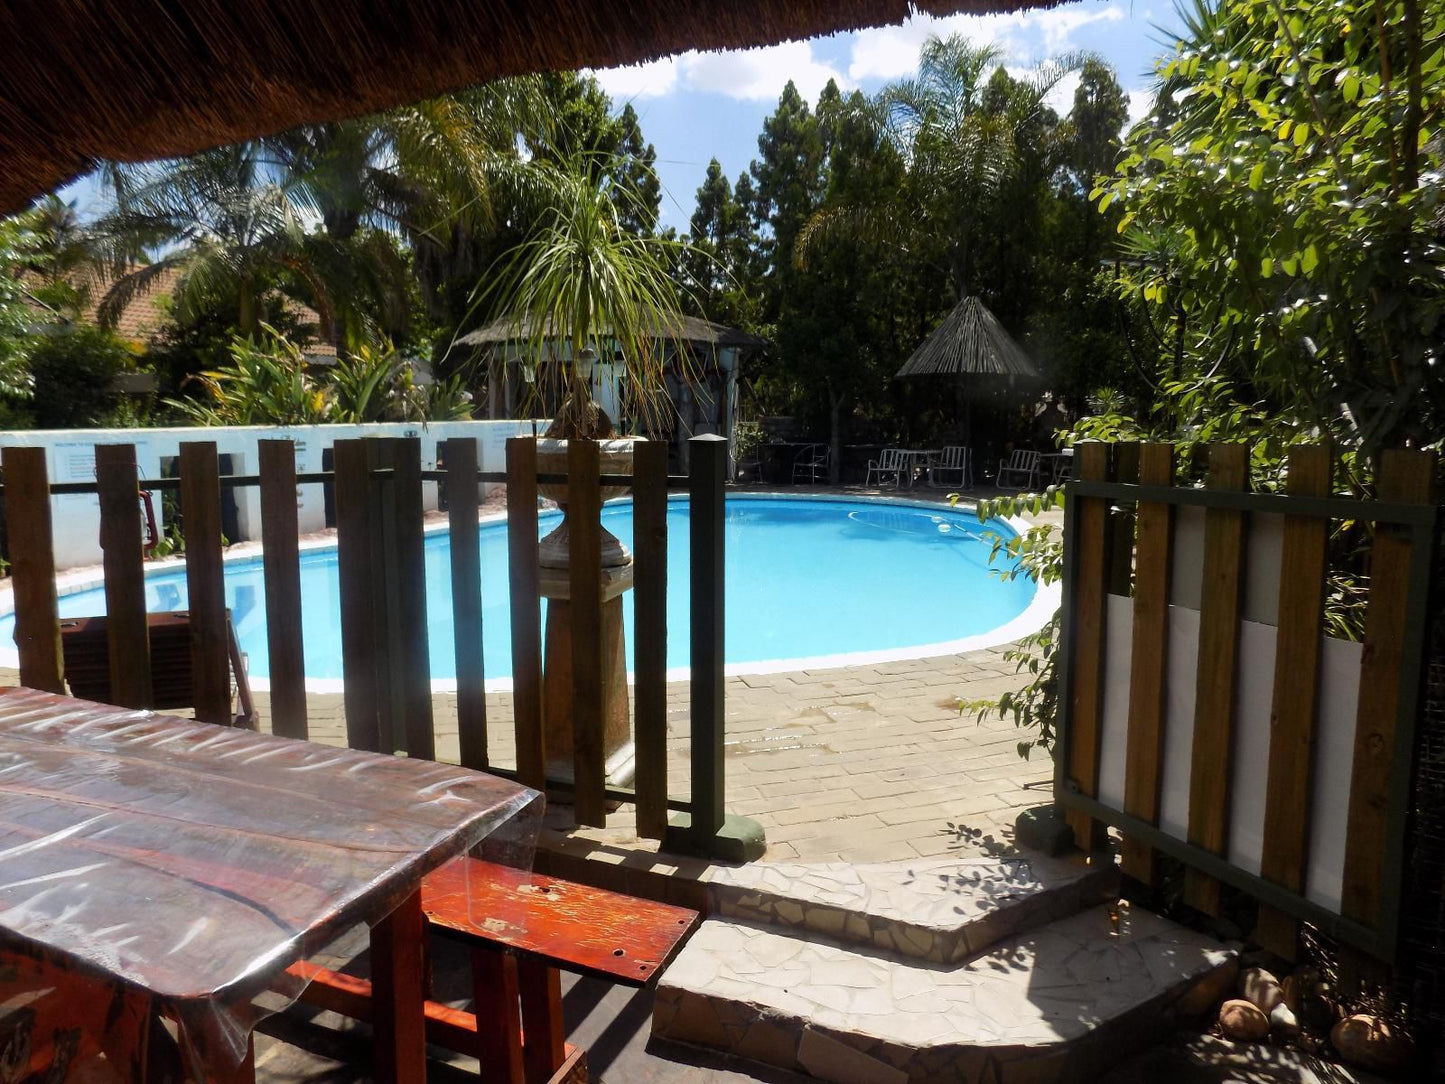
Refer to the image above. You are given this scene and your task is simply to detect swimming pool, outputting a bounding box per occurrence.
[1,495,1052,688]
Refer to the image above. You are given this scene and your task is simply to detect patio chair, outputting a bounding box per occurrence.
[996,449,1042,489]
[865,447,907,488]
[928,445,973,489]
[791,443,830,484]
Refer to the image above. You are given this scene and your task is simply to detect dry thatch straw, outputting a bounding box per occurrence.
[896,294,1040,378]
[0,0,1061,214]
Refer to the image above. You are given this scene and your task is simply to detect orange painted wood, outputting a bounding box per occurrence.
[444,438,488,770]
[258,440,307,739]
[1185,443,1251,916]
[1065,442,1111,852]
[568,438,605,827]
[94,443,152,708]
[2,447,64,693]
[286,960,586,1081]
[392,438,435,761]
[1257,443,1332,959]
[334,439,381,752]
[1341,450,1438,926]
[371,889,428,1084]
[180,442,231,726]
[421,856,699,986]
[1121,442,1175,883]
[632,438,670,839]
[518,956,565,1084]
[472,947,526,1082]
[507,438,545,789]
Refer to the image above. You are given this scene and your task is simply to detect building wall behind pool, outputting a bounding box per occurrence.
[0,420,541,570]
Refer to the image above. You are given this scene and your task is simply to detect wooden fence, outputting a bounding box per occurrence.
[1057,441,1439,962]
[0,434,733,848]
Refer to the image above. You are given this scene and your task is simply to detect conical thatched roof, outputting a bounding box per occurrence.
[0,1,1063,215]
[459,313,767,350]
[896,295,1040,379]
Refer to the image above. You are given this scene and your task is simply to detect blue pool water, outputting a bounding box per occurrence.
[4,497,1036,681]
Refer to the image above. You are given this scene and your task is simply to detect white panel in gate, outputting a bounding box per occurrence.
[1305,635,1364,911]
[1158,605,1201,838]
[1227,619,1279,875]
[1096,593,1134,809]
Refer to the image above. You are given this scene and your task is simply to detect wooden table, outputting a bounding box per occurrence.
[898,448,942,487]
[0,686,540,1083]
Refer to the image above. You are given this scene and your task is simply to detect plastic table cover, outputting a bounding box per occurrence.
[0,686,541,1077]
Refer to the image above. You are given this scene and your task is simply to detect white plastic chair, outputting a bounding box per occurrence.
[865,447,907,488]
[791,443,831,484]
[996,449,1042,489]
[928,445,973,489]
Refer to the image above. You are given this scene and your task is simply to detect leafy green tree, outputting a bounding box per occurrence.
[24,325,135,428]
[0,217,37,399]
[1098,0,1445,455]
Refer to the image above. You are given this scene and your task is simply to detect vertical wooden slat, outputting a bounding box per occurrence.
[471,949,524,1082]
[94,443,152,709]
[1341,449,1438,926]
[1184,442,1251,915]
[334,439,381,752]
[179,442,230,725]
[445,438,487,770]
[516,958,565,1084]
[568,438,605,827]
[1065,442,1111,852]
[392,437,435,761]
[258,439,307,739]
[690,435,728,841]
[1121,442,1175,882]
[2,447,64,693]
[506,438,544,789]
[1255,444,1333,958]
[632,439,670,839]
[370,889,428,1084]
[373,439,403,752]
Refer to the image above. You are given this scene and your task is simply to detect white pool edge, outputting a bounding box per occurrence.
[0,491,1058,693]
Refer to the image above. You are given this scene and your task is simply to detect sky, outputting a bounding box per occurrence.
[591,0,1178,231]
[59,1,1181,231]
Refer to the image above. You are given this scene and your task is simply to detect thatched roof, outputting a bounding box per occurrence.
[459,314,767,350]
[0,1,1059,215]
[896,295,1040,378]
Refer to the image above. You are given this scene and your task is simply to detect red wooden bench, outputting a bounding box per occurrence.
[290,856,699,1083]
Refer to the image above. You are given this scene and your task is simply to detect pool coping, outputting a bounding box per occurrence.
[0,491,1059,693]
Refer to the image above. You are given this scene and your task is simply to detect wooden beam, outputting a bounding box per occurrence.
[370,889,427,1084]
[444,438,488,770]
[507,438,544,790]
[2,447,64,693]
[568,438,605,828]
[258,440,307,739]
[94,444,151,709]
[392,438,435,761]
[334,439,381,752]
[180,442,231,726]
[1185,443,1250,915]
[1121,442,1175,883]
[1065,442,1111,852]
[632,439,670,839]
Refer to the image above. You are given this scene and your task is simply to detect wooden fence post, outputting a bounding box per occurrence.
[1121,442,1175,883]
[258,439,307,739]
[1064,442,1111,852]
[1256,443,1333,958]
[2,447,64,693]
[1342,449,1439,928]
[688,434,727,843]
[334,438,381,752]
[1185,442,1251,915]
[506,437,545,790]
[568,438,605,827]
[444,437,487,770]
[392,437,435,761]
[179,441,231,725]
[94,443,152,709]
[632,439,670,840]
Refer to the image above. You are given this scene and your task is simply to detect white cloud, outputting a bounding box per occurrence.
[849,3,1126,82]
[593,57,678,101]
[1126,86,1155,127]
[594,42,849,105]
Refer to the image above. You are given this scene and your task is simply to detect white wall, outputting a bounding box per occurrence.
[0,419,538,569]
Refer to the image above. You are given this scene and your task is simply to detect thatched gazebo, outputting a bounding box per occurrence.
[0,1,1060,216]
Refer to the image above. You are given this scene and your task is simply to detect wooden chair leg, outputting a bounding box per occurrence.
[371,889,428,1084]
[472,948,525,1084]
[516,958,565,1084]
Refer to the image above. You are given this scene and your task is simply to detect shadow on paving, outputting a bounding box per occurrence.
[253,935,814,1083]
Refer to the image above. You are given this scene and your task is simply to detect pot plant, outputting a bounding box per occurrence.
[477,150,697,569]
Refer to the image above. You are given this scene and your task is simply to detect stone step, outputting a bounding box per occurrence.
[705,853,1118,964]
[653,902,1236,1084]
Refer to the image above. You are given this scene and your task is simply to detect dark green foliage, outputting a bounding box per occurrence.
[24,325,135,428]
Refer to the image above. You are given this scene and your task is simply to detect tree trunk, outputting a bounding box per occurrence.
[827,382,845,485]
